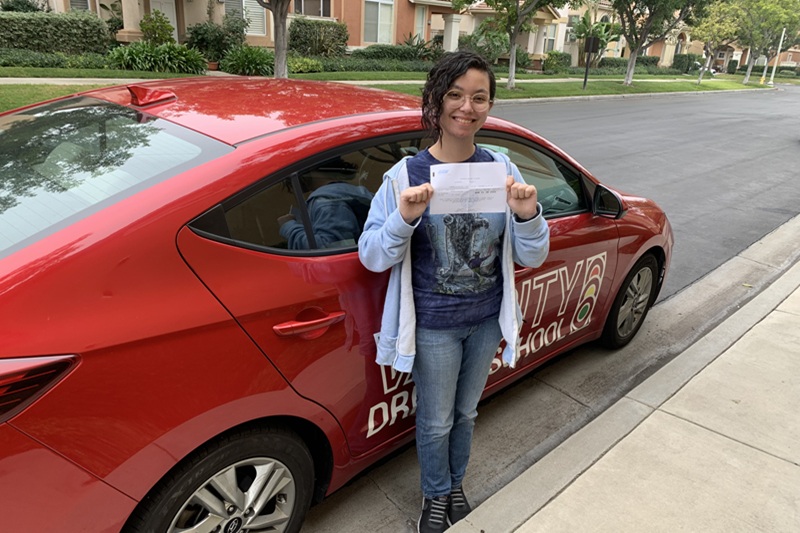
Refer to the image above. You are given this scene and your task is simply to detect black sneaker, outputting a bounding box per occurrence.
[448,486,472,525]
[418,495,450,533]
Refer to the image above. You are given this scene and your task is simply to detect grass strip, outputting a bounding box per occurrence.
[1,84,110,112]
[0,66,197,79]
[366,79,766,99]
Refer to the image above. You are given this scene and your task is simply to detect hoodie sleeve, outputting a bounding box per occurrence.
[358,164,418,273]
[508,161,550,268]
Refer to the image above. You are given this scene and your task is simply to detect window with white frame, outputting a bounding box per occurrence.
[717,51,725,59]
[544,24,557,53]
[414,6,426,40]
[295,0,330,17]
[226,0,267,36]
[364,0,393,43]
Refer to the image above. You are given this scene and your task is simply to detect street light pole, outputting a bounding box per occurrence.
[768,27,787,86]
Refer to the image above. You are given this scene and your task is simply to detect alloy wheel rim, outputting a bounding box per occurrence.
[616,267,654,338]
[168,457,296,533]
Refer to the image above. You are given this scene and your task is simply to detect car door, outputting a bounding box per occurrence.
[177,136,426,458]
[475,133,620,387]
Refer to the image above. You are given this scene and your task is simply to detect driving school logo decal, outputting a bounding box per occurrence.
[500,252,607,368]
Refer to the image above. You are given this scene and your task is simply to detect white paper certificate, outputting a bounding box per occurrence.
[429,162,507,215]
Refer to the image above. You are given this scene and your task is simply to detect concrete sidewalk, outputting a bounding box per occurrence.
[450,261,800,532]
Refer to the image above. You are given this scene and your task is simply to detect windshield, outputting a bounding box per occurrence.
[0,96,232,257]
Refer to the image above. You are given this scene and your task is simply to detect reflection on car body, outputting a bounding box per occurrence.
[0,78,672,533]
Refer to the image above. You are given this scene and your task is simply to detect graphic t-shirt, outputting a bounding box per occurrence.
[407,147,505,329]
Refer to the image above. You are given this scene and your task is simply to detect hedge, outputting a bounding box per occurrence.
[315,56,433,72]
[288,17,348,57]
[351,44,419,61]
[0,11,109,54]
[673,53,702,73]
[543,50,571,72]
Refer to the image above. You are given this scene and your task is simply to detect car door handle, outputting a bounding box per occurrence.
[273,311,346,340]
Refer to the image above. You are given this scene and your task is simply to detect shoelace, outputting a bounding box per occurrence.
[450,487,468,509]
[427,497,449,526]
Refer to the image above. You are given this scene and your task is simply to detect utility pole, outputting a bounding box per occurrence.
[768,27,787,86]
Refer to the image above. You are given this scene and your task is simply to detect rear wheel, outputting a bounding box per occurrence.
[601,254,658,349]
[124,427,314,533]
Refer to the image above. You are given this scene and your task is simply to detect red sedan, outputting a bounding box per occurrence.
[0,77,672,532]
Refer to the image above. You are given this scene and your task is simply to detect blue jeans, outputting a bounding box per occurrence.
[413,318,502,499]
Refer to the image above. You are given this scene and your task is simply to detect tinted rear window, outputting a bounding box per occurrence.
[0,96,232,257]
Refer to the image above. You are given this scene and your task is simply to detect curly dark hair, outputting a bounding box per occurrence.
[421,51,496,142]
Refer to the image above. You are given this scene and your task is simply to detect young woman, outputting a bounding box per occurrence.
[358,51,550,533]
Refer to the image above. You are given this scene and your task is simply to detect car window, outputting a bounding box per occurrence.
[0,96,232,257]
[199,138,427,253]
[476,137,586,218]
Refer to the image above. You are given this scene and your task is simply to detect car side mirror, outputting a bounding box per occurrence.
[592,185,625,219]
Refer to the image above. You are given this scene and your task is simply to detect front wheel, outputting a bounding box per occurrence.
[601,254,658,349]
[123,427,314,533]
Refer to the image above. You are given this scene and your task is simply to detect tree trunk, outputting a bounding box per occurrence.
[507,41,517,90]
[623,47,640,86]
[697,45,713,85]
[272,0,291,78]
[743,53,755,84]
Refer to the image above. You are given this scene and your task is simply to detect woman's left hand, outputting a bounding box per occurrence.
[506,176,539,220]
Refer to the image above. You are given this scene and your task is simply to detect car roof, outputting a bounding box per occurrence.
[84,77,423,145]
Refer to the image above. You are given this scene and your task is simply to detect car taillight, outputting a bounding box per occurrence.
[0,355,77,424]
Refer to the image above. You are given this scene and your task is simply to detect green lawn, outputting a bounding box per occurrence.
[368,79,766,100]
[1,68,782,113]
[1,84,111,112]
[0,66,196,79]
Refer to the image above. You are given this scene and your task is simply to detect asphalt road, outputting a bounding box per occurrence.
[302,86,800,532]
[494,84,800,300]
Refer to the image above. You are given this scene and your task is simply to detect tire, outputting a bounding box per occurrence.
[601,254,658,349]
[123,427,314,533]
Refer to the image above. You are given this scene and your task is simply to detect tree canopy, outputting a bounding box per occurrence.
[451,0,570,89]
[727,0,800,84]
[611,0,712,85]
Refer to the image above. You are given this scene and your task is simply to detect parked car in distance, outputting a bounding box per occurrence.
[0,77,672,533]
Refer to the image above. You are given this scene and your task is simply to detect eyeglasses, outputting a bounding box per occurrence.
[444,90,493,111]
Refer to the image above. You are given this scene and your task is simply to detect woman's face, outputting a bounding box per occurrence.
[438,68,493,144]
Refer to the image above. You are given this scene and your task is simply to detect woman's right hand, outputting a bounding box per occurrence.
[399,183,434,224]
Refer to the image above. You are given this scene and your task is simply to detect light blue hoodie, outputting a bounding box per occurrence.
[358,150,550,373]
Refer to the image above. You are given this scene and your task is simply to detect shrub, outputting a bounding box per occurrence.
[637,55,660,67]
[0,46,65,66]
[106,14,122,36]
[672,53,691,73]
[543,50,572,72]
[1,0,48,11]
[458,21,509,64]
[219,44,274,76]
[107,41,205,73]
[288,17,348,57]
[288,54,323,73]
[186,14,247,62]
[726,59,738,74]
[63,51,108,69]
[0,11,109,54]
[599,55,658,68]
[598,57,627,68]
[139,9,174,45]
[186,20,225,61]
[776,70,796,78]
[351,44,419,61]
[315,56,433,72]
[515,45,532,70]
[401,33,443,61]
